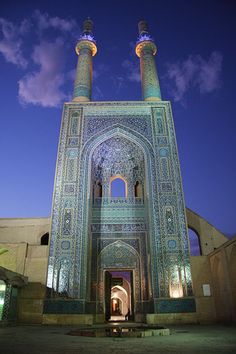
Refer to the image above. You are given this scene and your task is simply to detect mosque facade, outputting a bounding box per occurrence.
[45,19,194,321]
[0,20,235,325]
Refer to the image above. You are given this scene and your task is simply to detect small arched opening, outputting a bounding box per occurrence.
[0,280,6,321]
[41,232,49,246]
[110,175,127,197]
[188,228,202,256]
[94,181,102,199]
[229,245,236,310]
[134,181,142,198]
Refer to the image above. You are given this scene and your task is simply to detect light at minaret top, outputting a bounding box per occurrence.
[72,19,161,102]
[135,20,161,101]
[76,19,97,56]
[72,19,97,102]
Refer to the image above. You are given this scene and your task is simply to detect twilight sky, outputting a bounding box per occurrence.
[0,0,235,237]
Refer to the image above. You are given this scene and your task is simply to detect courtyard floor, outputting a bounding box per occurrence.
[0,323,236,354]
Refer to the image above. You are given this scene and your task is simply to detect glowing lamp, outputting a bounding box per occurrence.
[169,265,184,298]
[169,283,184,298]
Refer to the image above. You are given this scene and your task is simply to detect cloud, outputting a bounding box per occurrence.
[122,59,140,82]
[93,64,109,80]
[34,10,77,32]
[122,41,140,83]
[165,52,223,102]
[0,11,80,108]
[109,75,125,95]
[197,52,222,93]
[0,18,29,68]
[93,85,104,100]
[18,38,67,107]
[67,68,76,81]
[17,10,79,107]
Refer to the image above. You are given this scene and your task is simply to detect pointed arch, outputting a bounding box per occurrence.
[110,175,128,197]
[99,240,140,268]
[188,227,201,256]
[81,123,153,156]
[111,284,128,297]
[41,232,49,245]
[83,125,155,204]
[134,180,143,198]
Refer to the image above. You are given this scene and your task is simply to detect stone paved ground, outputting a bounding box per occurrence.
[0,324,236,354]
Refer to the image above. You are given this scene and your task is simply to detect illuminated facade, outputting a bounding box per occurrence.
[45,20,195,321]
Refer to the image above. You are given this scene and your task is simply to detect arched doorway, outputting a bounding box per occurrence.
[98,240,140,321]
[104,270,134,321]
[111,283,130,320]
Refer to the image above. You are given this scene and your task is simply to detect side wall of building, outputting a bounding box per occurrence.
[186,208,228,255]
[209,238,236,322]
[0,218,50,323]
[0,218,50,245]
[190,256,216,323]
[0,216,235,324]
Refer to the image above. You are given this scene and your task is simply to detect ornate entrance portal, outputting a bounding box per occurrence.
[90,136,150,320]
[93,236,146,319]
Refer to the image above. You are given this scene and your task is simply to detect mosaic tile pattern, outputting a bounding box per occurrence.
[73,47,93,100]
[155,298,196,313]
[44,299,85,314]
[139,44,161,100]
[47,101,193,313]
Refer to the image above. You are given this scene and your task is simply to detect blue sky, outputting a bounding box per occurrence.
[0,0,235,237]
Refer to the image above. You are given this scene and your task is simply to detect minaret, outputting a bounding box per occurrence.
[135,20,161,101]
[73,19,97,102]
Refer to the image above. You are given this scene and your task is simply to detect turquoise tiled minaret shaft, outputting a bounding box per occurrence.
[135,20,161,101]
[73,19,97,102]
